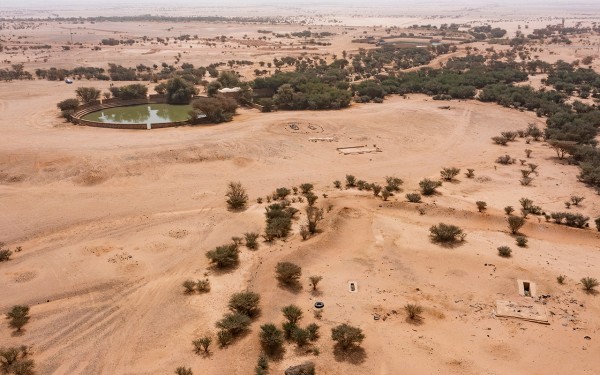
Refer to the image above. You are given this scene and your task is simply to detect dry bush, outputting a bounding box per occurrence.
[429,223,465,243]
[404,303,423,321]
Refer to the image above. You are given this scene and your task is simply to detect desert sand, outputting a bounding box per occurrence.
[1,3,599,375]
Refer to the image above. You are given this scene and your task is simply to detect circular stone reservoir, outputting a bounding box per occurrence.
[82,103,193,125]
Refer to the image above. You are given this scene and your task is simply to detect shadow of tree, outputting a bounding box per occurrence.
[333,343,367,365]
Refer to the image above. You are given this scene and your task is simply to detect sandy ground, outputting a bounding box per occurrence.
[1,9,600,375]
[0,79,599,374]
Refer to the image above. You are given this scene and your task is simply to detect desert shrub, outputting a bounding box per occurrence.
[385,176,403,191]
[556,275,566,284]
[429,223,464,243]
[259,323,284,355]
[300,225,311,240]
[264,203,297,241]
[255,355,269,375]
[550,212,590,228]
[245,232,260,250]
[182,280,196,294]
[581,277,599,293]
[507,215,526,234]
[175,367,193,375]
[525,149,532,158]
[595,217,600,231]
[191,95,238,123]
[216,312,252,344]
[371,184,382,196]
[226,181,248,210]
[528,163,538,173]
[306,323,320,341]
[206,243,239,268]
[345,174,356,188]
[282,305,303,324]
[496,155,514,165]
[75,87,101,103]
[299,183,314,195]
[276,262,301,285]
[284,362,316,375]
[275,187,291,200]
[570,196,584,206]
[0,346,33,375]
[406,193,421,203]
[515,236,528,247]
[501,131,518,141]
[292,327,310,347]
[356,180,367,190]
[6,305,29,332]
[0,243,12,262]
[492,136,508,145]
[309,275,322,291]
[331,324,365,350]
[519,198,542,216]
[282,321,298,341]
[504,206,514,215]
[419,178,442,195]
[476,201,487,212]
[305,193,318,206]
[197,279,210,293]
[497,246,512,258]
[192,336,212,354]
[306,205,323,234]
[520,176,533,186]
[465,169,475,178]
[440,167,460,181]
[381,189,390,201]
[404,303,423,321]
[521,169,532,178]
[228,291,261,317]
[333,180,342,189]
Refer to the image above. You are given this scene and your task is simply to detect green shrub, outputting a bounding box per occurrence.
[507,215,525,234]
[331,324,365,350]
[264,203,297,241]
[419,178,442,195]
[6,305,30,332]
[581,277,599,293]
[515,236,528,247]
[276,262,301,285]
[299,183,314,195]
[192,336,212,354]
[245,232,260,250]
[206,243,239,268]
[345,175,356,188]
[497,246,512,258]
[259,324,284,355]
[275,187,291,199]
[226,181,248,210]
[465,169,475,178]
[406,193,421,203]
[556,275,566,284]
[440,167,460,181]
[182,280,196,294]
[429,223,465,243]
[282,305,303,324]
[228,291,261,317]
[404,303,423,321]
[476,201,487,212]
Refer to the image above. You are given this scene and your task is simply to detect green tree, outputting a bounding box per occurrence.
[191,96,238,123]
[165,77,198,104]
[75,87,101,103]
